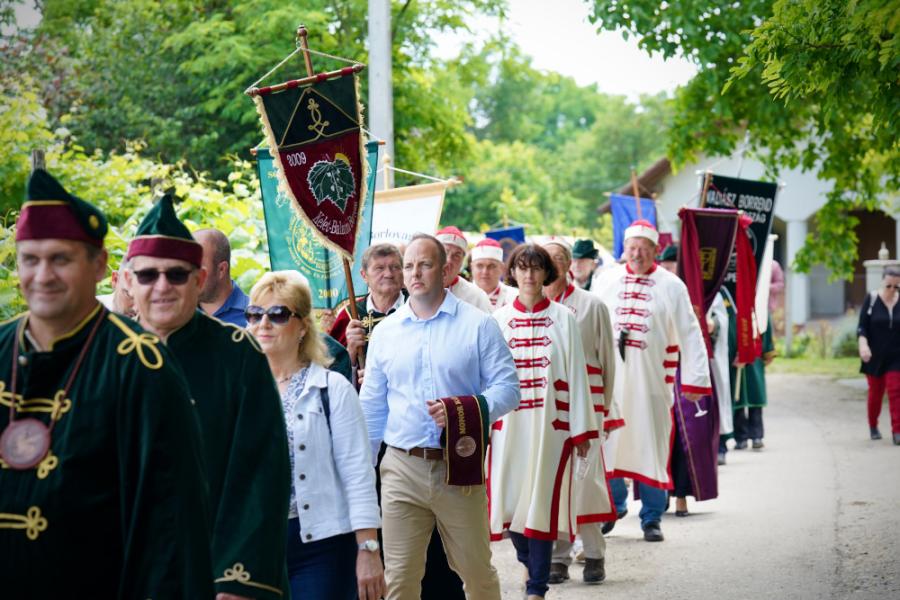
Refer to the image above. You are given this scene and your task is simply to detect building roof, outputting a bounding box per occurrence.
[597,157,672,214]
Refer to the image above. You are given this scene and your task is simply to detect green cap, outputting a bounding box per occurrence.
[126,194,203,266]
[571,239,599,259]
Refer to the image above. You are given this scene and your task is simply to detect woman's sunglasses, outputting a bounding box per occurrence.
[132,268,195,286]
[245,305,302,325]
[884,284,900,290]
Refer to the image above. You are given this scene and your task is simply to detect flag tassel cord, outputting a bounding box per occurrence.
[379,164,459,185]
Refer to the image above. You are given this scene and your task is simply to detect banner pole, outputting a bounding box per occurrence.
[296,25,365,367]
[630,167,642,220]
[699,171,712,208]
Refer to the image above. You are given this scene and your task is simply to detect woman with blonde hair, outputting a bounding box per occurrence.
[248,270,385,600]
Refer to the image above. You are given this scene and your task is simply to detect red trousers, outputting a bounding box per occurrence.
[866,372,900,433]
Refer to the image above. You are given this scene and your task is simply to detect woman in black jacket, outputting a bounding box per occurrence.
[858,266,900,444]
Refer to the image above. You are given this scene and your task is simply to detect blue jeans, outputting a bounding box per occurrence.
[509,532,553,597]
[609,477,668,529]
[286,518,357,600]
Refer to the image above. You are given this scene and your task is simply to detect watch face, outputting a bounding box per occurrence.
[362,539,379,552]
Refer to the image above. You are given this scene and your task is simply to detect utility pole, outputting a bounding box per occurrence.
[368,0,394,189]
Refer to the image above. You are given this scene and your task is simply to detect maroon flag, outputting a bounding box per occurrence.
[734,215,762,364]
[253,72,366,259]
[678,207,740,353]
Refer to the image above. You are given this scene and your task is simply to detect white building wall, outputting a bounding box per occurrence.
[651,152,836,325]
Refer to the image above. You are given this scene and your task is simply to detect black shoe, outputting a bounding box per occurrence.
[601,508,627,534]
[583,558,606,584]
[643,521,664,542]
[893,433,900,446]
[752,439,764,450]
[717,452,727,466]
[734,440,748,450]
[870,427,882,440]
[548,562,569,584]
[675,510,689,517]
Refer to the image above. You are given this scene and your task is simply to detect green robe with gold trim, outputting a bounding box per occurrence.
[0,304,213,598]
[726,300,776,409]
[165,311,290,599]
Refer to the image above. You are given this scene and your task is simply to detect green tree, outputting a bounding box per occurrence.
[585,0,900,279]
[3,0,504,180]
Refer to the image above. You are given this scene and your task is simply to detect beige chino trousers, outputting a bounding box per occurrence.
[380,446,501,600]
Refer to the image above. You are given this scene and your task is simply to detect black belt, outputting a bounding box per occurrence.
[393,446,443,460]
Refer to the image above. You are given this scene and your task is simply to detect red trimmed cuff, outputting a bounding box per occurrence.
[570,430,599,446]
[609,469,673,490]
[681,384,712,395]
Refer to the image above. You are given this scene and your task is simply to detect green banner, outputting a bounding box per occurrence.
[256,140,379,309]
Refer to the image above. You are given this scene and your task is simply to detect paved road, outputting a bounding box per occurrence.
[493,374,900,599]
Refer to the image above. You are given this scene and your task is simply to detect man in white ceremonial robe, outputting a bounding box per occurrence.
[488,244,598,600]
[709,290,732,465]
[593,220,711,543]
[471,238,516,312]
[542,239,619,585]
[435,225,493,313]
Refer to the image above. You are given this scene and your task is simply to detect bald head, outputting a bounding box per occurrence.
[195,228,232,303]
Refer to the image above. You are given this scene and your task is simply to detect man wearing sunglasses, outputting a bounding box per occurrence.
[0,170,213,596]
[125,195,290,600]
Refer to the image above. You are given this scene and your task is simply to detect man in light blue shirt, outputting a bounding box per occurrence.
[360,233,520,600]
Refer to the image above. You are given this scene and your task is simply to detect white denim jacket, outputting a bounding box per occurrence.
[283,361,380,542]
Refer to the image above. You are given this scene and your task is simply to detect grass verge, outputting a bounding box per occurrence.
[767,356,861,379]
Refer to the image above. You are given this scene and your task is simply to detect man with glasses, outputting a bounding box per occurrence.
[0,170,213,596]
[126,195,290,600]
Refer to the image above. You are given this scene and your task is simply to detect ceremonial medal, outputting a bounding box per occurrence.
[455,435,477,458]
[0,419,50,470]
[3,307,106,472]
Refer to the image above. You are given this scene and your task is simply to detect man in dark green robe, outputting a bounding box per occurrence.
[726,295,776,450]
[0,170,213,597]
[126,194,290,599]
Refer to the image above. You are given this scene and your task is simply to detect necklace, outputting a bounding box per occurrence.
[0,308,106,470]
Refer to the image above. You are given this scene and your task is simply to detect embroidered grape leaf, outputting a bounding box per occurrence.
[306,158,355,211]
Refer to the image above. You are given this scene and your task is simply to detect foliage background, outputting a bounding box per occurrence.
[1,0,671,320]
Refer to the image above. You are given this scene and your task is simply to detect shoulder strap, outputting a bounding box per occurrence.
[320,371,332,434]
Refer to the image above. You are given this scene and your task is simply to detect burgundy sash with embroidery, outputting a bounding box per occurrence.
[437,395,489,486]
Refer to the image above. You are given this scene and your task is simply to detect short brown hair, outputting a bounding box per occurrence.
[506,244,559,287]
[361,243,402,271]
[408,233,447,267]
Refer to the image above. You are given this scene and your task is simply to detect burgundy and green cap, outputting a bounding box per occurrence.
[126,194,202,267]
[16,169,108,247]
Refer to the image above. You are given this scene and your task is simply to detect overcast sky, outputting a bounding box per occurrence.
[15,0,696,100]
[434,0,697,100]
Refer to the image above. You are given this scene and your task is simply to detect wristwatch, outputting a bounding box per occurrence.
[358,539,380,552]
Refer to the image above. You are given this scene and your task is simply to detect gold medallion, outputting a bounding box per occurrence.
[0,418,51,470]
[455,435,477,458]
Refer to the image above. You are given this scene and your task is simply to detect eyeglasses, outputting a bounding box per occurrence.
[885,284,900,290]
[245,305,302,325]
[132,268,195,286]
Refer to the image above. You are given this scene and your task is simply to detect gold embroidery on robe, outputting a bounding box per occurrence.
[108,314,164,370]
[0,506,48,540]
[215,562,282,595]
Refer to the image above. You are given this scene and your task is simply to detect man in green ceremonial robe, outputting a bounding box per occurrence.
[0,170,213,598]
[725,296,776,451]
[125,194,291,600]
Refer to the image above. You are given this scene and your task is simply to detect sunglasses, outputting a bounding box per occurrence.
[885,284,900,290]
[132,268,196,286]
[245,305,302,325]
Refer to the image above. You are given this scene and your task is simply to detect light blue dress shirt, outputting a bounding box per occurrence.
[359,291,521,457]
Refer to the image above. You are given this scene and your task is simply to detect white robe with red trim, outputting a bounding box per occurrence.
[593,264,711,489]
[553,284,618,523]
[489,298,599,542]
[486,282,517,312]
[709,292,733,436]
[449,276,493,313]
